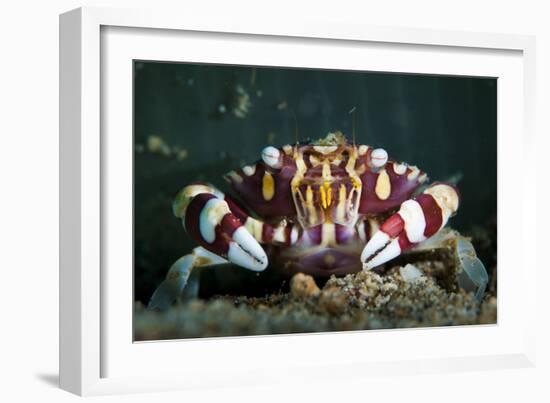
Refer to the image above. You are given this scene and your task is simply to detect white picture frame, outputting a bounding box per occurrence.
[59,6,537,396]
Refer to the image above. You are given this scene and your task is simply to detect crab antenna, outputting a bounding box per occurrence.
[291,109,299,147]
[349,106,357,146]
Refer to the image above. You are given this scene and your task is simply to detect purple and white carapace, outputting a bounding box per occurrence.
[149,132,464,310]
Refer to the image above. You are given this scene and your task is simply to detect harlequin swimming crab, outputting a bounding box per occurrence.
[149,132,487,310]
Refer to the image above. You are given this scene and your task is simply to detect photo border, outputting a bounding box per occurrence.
[60,6,537,396]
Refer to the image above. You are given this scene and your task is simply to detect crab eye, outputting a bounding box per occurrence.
[261,146,282,168]
[371,148,388,168]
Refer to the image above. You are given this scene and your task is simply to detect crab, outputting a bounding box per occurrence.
[149,132,488,310]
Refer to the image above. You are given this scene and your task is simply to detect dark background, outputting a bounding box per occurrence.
[134,61,497,304]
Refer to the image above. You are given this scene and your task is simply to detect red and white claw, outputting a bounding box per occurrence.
[177,190,268,271]
[361,183,460,269]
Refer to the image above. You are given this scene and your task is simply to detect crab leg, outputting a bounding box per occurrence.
[148,247,227,310]
[173,183,268,271]
[361,183,460,269]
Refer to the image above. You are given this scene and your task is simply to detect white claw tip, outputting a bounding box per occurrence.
[228,227,268,271]
[364,238,402,269]
[261,146,281,168]
[371,148,388,168]
[360,231,390,263]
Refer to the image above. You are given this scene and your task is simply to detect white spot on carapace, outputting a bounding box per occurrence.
[371,148,388,168]
[418,173,428,183]
[375,168,391,200]
[322,160,333,181]
[242,165,256,176]
[261,146,281,168]
[309,154,321,167]
[358,145,369,156]
[283,144,293,155]
[393,162,407,175]
[313,145,338,154]
[398,200,427,243]
[199,198,230,243]
[407,166,420,180]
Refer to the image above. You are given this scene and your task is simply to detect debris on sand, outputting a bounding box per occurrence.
[290,273,320,298]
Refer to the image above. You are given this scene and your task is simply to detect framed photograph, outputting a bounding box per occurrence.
[60,7,537,396]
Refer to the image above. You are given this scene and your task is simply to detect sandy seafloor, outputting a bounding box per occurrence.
[134,244,497,341]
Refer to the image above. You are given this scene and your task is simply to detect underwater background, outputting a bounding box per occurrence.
[134,61,496,309]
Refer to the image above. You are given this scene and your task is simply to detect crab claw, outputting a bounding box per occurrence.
[362,184,459,269]
[183,193,268,271]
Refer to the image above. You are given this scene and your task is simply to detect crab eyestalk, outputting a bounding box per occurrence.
[261,146,283,169]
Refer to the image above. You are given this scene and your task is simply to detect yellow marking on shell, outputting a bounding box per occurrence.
[242,165,256,176]
[320,185,327,209]
[320,181,333,209]
[336,184,347,222]
[292,149,308,189]
[407,166,420,180]
[375,168,392,200]
[226,171,243,183]
[262,171,275,201]
[345,149,362,190]
[358,145,369,155]
[331,158,342,166]
[306,185,314,203]
[245,217,264,242]
[283,144,293,155]
[393,162,407,175]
